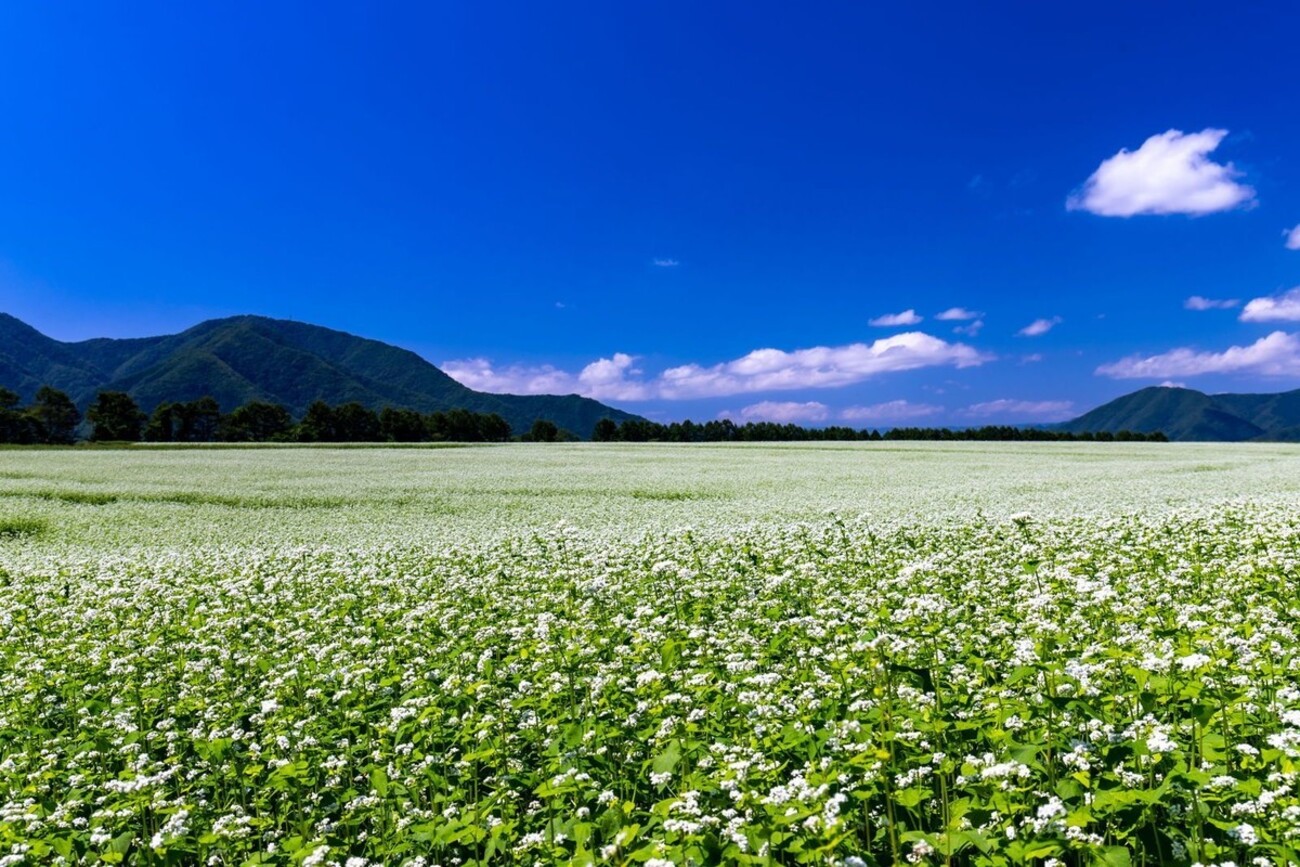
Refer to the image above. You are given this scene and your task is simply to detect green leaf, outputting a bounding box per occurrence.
[652,738,682,775]
[1094,846,1132,867]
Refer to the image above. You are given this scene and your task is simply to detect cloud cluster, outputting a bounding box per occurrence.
[1018,316,1062,337]
[445,333,990,402]
[869,309,923,327]
[1096,331,1300,379]
[839,400,943,422]
[1067,129,1255,217]
[935,307,982,321]
[1241,287,1300,322]
[657,333,989,399]
[1185,295,1240,311]
[962,399,1075,420]
[734,401,830,423]
[1286,225,1300,251]
[441,353,650,401]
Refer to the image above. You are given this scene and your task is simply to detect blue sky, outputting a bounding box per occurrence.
[3,2,1300,425]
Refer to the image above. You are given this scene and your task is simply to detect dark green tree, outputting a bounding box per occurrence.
[221,402,294,442]
[175,397,222,442]
[26,386,81,444]
[297,401,337,442]
[445,408,481,442]
[477,413,512,443]
[592,418,618,442]
[529,419,559,442]
[333,402,381,441]
[0,388,34,444]
[87,391,145,441]
[145,402,179,442]
[380,407,426,442]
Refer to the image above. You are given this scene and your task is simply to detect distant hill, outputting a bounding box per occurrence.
[1057,385,1300,441]
[0,313,641,438]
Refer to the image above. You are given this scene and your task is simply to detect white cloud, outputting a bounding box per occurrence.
[573,353,652,400]
[656,333,990,399]
[954,319,984,337]
[1096,331,1300,378]
[869,309,923,327]
[443,353,651,400]
[840,400,943,422]
[1241,287,1300,322]
[1159,380,1187,388]
[1067,128,1255,217]
[935,307,982,321]
[447,333,989,402]
[1185,295,1240,311]
[441,358,576,395]
[1020,353,1044,364]
[963,399,1076,420]
[1285,225,1300,251]
[735,401,830,423]
[653,258,679,267]
[1018,316,1062,337]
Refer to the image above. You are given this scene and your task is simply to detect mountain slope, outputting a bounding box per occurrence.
[0,314,641,437]
[1056,385,1300,441]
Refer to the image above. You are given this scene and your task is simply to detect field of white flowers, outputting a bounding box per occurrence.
[2,443,1299,866]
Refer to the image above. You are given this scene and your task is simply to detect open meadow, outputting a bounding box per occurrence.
[2,443,1300,866]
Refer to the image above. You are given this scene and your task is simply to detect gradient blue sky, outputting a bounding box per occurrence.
[3,2,1300,425]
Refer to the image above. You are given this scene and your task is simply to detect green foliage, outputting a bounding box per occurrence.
[592,417,619,442]
[602,417,1167,443]
[0,515,46,538]
[220,401,294,442]
[86,391,146,441]
[26,386,80,444]
[528,418,560,442]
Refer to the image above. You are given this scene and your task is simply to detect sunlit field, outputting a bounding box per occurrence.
[2,443,1300,866]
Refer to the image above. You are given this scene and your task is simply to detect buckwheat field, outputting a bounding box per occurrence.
[2,443,1300,867]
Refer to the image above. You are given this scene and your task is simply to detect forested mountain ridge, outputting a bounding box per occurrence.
[1056,385,1300,441]
[0,313,639,437]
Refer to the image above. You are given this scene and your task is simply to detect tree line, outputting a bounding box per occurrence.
[0,387,531,444]
[1,385,1168,445]
[591,417,1168,442]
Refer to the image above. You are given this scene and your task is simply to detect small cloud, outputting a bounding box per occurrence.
[840,400,943,422]
[953,319,984,337]
[736,401,830,423]
[869,309,923,327]
[963,399,1075,421]
[1096,331,1300,378]
[1018,316,1062,337]
[653,258,679,267]
[554,301,566,309]
[1240,287,1300,322]
[1067,128,1255,217]
[1185,295,1239,311]
[1020,353,1044,364]
[1159,380,1187,388]
[1285,225,1300,251]
[935,307,982,321]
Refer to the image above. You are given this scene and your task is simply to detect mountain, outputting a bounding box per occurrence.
[0,314,641,438]
[1057,385,1300,441]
